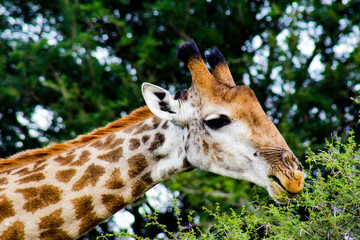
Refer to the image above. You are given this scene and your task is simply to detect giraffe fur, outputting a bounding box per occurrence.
[0,41,304,239]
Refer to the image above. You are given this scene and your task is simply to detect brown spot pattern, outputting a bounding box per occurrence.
[161,121,169,129]
[33,160,47,171]
[39,209,64,229]
[56,169,76,183]
[148,133,165,152]
[90,140,102,148]
[111,138,125,148]
[13,168,31,176]
[0,220,25,240]
[34,159,46,165]
[102,194,126,214]
[39,229,72,240]
[54,151,76,166]
[16,173,45,184]
[78,212,103,236]
[212,143,222,153]
[72,164,105,191]
[203,140,210,154]
[131,171,153,197]
[105,169,124,189]
[34,163,48,173]
[91,134,124,150]
[70,150,91,166]
[15,185,62,213]
[98,147,123,163]
[152,117,162,128]
[133,124,153,134]
[142,135,150,144]
[122,123,138,134]
[71,195,103,236]
[127,154,148,178]
[0,196,15,224]
[100,134,116,147]
[0,177,8,185]
[71,195,93,219]
[129,138,141,151]
[0,106,153,174]
[12,162,48,177]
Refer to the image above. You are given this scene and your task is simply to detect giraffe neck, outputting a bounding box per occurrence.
[0,116,191,239]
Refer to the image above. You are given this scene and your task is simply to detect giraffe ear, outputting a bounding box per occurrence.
[142,83,179,121]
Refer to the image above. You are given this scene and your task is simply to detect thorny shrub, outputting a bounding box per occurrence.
[98,132,360,239]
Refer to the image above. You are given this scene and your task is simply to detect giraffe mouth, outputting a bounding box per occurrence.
[269,176,298,203]
[270,176,286,191]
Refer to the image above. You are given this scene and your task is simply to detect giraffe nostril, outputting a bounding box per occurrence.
[297,164,303,171]
[283,152,293,164]
[282,152,301,171]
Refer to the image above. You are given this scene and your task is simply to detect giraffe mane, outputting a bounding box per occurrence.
[0,106,154,173]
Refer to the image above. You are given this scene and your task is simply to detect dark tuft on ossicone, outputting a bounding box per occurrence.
[205,47,227,69]
[177,41,201,64]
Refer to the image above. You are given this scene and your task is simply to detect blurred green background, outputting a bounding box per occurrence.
[0,0,359,238]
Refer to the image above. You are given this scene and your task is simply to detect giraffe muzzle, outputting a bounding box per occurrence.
[268,152,304,202]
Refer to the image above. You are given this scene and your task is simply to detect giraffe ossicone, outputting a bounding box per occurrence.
[0,41,304,239]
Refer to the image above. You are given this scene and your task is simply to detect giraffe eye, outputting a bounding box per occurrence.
[204,115,231,130]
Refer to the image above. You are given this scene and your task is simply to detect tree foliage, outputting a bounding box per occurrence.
[1,0,359,238]
[100,133,360,239]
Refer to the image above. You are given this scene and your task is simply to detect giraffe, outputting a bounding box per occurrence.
[0,41,304,239]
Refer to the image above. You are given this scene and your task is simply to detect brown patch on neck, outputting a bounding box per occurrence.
[142,135,150,144]
[0,220,25,240]
[0,195,16,224]
[15,184,63,213]
[16,173,45,184]
[39,209,64,229]
[40,229,71,240]
[101,194,126,214]
[152,117,162,128]
[71,195,103,236]
[127,154,148,178]
[98,147,123,163]
[131,171,153,198]
[0,177,8,185]
[90,134,124,150]
[0,106,154,173]
[161,121,169,129]
[72,164,105,191]
[56,169,77,183]
[148,133,165,152]
[53,150,76,166]
[105,168,124,189]
[12,160,49,177]
[129,138,141,150]
[69,150,91,166]
[38,209,72,240]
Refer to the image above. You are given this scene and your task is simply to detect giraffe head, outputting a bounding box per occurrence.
[142,41,304,203]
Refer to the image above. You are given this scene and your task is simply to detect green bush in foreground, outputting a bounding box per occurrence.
[99,132,360,239]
